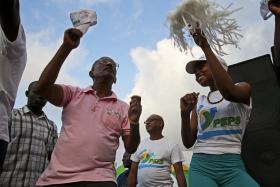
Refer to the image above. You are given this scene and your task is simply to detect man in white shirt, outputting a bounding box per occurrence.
[128,114,187,187]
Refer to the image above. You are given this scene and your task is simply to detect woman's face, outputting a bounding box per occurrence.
[194,62,213,87]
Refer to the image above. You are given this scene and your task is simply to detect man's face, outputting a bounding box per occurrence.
[90,60,118,82]
[27,86,47,110]
[144,115,163,134]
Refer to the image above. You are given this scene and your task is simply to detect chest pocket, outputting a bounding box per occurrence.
[101,107,122,132]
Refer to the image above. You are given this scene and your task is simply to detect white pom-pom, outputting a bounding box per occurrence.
[166,0,243,56]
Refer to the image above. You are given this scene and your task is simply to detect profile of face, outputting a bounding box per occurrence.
[89,57,118,83]
[122,152,132,168]
[194,61,213,87]
[144,114,164,134]
[26,82,47,110]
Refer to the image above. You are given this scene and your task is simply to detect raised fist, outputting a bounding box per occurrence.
[180,92,199,113]
[190,23,210,49]
[63,28,83,49]
[128,95,142,124]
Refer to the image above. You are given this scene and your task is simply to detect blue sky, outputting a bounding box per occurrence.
[19,0,183,98]
[15,0,275,163]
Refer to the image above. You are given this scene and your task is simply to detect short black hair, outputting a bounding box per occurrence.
[91,56,116,70]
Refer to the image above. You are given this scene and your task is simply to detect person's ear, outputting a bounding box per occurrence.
[160,122,164,129]
[89,70,94,79]
[25,90,29,97]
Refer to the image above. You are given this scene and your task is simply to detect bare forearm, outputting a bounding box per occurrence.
[125,123,140,154]
[176,172,187,187]
[36,44,72,96]
[0,0,20,41]
[202,47,235,98]
[181,111,195,149]
[174,162,188,187]
[127,174,137,187]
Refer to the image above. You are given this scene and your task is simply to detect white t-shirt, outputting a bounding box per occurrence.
[193,90,252,154]
[0,24,27,142]
[131,137,184,187]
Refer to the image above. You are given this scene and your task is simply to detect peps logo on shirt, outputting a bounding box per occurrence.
[138,149,164,169]
[199,106,218,130]
[197,105,243,140]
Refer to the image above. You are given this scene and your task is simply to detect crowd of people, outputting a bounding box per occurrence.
[0,0,279,187]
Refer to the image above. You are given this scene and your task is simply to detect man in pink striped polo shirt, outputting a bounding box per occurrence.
[35,28,142,187]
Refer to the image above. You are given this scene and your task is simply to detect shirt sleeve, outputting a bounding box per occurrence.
[170,143,185,164]
[121,103,130,136]
[59,85,79,107]
[131,145,141,163]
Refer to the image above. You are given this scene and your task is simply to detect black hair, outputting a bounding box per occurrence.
[91,56,116,70]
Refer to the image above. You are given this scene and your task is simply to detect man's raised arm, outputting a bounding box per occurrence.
[35,28,82,106]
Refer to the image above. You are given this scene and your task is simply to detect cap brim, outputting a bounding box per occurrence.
[185,60,206,74]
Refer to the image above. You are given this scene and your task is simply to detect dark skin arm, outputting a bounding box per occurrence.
[192,24,251,105]
[0,0,20,41]
[34,28,82,106]
[268,0,280,65]
[173,162,188,187]
[123,96,141,154]
[127,161,139,187]
[180,93,198,148]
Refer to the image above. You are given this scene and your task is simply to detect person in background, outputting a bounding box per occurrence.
[0,81,58,187]
[117,152,132,187]
[0,0,27,172]
[128,114,187,187]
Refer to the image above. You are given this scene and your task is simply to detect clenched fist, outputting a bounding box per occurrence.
[63,28,83,49]
[180,92,199,113]
[128,95,142,124]
[190,23,210,49]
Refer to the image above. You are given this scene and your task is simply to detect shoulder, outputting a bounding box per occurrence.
[164,137,177,148]
[46,118,57,127]
[116,99,129,108]
[44,116,58,130]
[61,84,83,92]
[137,138,149,148]
[11,107,23,117]
[114,99,129,116]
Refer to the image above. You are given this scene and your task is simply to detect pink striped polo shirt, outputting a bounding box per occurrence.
[37,85,130,185]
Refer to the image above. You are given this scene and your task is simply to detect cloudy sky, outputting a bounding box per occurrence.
[15,0,275,163]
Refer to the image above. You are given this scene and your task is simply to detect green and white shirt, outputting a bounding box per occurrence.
[131,137,184,187]
[193,90,252,154]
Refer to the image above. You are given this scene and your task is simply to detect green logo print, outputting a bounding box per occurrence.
[200,107,217,130]
[213,116,241,128]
